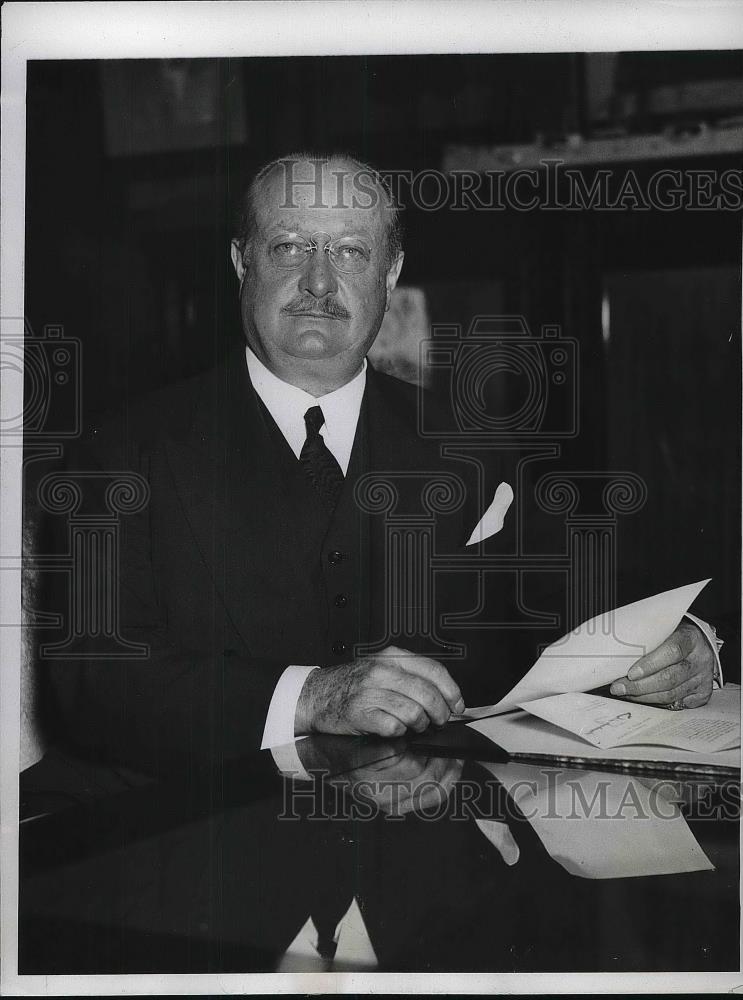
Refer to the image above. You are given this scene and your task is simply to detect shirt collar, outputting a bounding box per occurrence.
[244,345,366,473]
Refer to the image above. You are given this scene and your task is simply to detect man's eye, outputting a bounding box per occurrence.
[335,244,368,260]
[274,241,303,256]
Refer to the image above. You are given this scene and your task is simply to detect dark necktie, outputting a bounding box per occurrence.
[300,405,344,510]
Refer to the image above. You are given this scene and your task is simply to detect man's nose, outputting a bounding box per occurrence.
[299,248,339,298]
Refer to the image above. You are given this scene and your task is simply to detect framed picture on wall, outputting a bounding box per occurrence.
[101,58,247,156]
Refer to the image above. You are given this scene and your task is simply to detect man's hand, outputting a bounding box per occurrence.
[330,751,464,816]
[295,645,465,738]
[609,620,715,708]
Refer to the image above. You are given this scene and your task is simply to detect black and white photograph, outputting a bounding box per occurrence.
[2,2,742,994]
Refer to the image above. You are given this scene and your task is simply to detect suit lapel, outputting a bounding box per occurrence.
[163,348,312,654]
[162,355,473,658]
[356,368,438,654]
[364,366,428,477]
[359,367,479,657]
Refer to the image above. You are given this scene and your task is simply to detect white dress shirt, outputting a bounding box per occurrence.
[246,345,724,754]
[244,346,367,750]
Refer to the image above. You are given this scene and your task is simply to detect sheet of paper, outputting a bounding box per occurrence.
[276,897,377,972]
[469,686,741,770]
[333,897,379,971]
[461,579,710,720]
[473,818,520,866]
[466,481,513,545]
[480,760,714,879]
[519,692,741,753]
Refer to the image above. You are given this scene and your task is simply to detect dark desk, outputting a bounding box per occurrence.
[19,735,740,974]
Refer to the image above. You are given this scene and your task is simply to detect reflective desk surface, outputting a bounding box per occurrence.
[19,727,740,974]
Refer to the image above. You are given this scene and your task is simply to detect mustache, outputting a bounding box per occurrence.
[282,296,350,320]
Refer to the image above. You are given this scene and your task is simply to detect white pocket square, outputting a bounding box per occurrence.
[466,482,514,546]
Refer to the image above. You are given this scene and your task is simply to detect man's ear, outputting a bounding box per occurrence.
[230,239,246,284]
[384,252,404,311]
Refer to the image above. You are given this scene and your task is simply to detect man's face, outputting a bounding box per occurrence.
[231,158,403,393]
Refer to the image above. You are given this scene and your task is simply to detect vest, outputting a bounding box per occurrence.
[235,390,372,668]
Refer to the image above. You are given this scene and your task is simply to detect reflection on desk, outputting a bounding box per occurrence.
[19,734,740,974]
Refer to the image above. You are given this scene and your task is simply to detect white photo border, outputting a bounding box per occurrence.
[2,1,742,995]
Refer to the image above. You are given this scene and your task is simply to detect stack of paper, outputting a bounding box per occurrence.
[518,691,740,753]
[461,581,740,771]
[470,688,740,771]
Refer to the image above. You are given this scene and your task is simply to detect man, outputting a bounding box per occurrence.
[43,153,719,778]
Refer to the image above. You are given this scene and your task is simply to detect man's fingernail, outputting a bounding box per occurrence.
[627,664,642,680]
[611,682,627,696]
[454,698,465,714]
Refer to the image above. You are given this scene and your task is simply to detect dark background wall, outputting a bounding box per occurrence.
[24,53,741,673]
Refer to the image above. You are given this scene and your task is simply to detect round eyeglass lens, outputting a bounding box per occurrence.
[267,235,372,273]
[327,238,372,273]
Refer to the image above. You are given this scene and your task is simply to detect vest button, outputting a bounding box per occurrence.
[331,641,347,656]
[334,593,348,608]
[328,550,343,564]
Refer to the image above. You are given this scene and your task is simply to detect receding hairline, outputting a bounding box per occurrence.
[235,152,403,264]
[254,153,392,203]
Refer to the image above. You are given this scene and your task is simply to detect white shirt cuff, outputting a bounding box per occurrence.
[684,612,724,686]
[260,664,319,749]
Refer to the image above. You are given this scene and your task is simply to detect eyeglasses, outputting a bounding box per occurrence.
[266,232,373,274]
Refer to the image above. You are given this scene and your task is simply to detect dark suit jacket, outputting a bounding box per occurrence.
[40,346,536,779]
